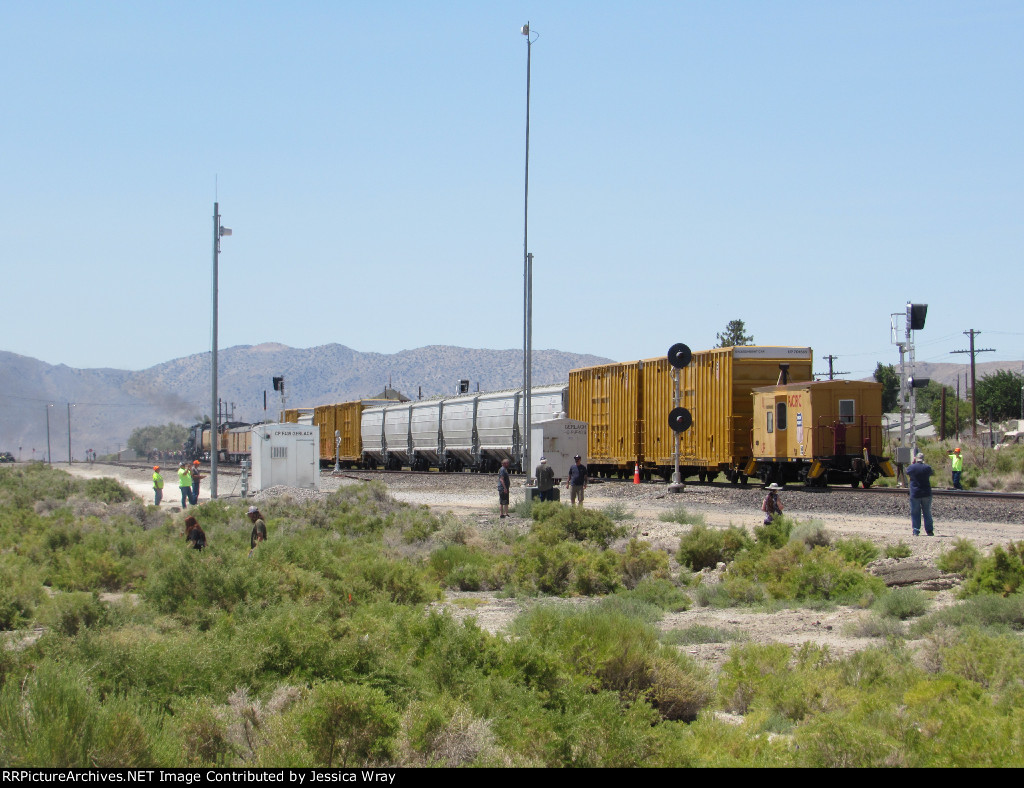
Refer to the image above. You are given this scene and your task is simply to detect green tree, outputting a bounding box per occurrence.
[716,319,754,348]
[873,363,900,412]
[126,424,189,456]
[974,369,1024,422]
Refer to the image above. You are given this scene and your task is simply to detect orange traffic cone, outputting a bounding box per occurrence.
[633,462,641,484]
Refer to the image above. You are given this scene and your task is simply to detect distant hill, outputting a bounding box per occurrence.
[0,344,612,461]
[868,360,1022,391]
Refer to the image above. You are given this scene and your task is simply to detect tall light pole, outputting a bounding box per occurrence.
[521,22,537,479]
[46,404,52,465]
[212,202,232,499]
[67,402,74,464]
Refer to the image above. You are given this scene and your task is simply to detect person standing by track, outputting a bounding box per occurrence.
[948,447,964,490]
[152,466,164,506]
[177,463,193,509]
[190,460,202,505]
[906,452,935,536]
[535,456,555,503]
[498,459,512,518]
[566,454,588,507]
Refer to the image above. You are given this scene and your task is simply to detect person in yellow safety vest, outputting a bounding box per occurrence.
[153,466,164,506]
[948,447,964,490]
[177,463,193,508]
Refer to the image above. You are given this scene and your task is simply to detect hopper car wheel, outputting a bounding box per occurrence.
[739,474,748,485]
[707,471,717,482]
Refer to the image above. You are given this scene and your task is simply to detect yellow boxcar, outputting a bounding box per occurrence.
[282,409,300,424]
[314,400,393,467]
[567,362,643,475]
[749,379,893,487]
[569,346,812,481]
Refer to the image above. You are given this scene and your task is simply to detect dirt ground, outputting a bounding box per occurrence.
[64,463,1024,670]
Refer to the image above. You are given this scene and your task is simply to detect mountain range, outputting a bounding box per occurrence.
[0,344,613,461]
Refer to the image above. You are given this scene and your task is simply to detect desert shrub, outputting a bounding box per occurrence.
[619,538,670,588]
[601,502,633,521]
[658,506,706,526]
[690,581,736,608]
[937,537,982,576]
[911,594,1024,636]
[37,591,109,635]
[717,642,792,714]
[961,542,1024,597]
[529,506,625,548]
[884,541,913,559]
[394,505,442,544]
[402,696,497,767]
[845,614,907,639]
[428,545,497,591]
[754,514,793,549]
[676,524,751,571]
[790,521,832,549]
[730,543,883,603]
[174,697,237,766]
[874,588,930,620]
[833,537,880,567]
[613,576,690,613]
[83,477,135,504]
[0,662,160,767]
[299,682,400,767]
[647,655,713,722]
[661,625,748,646]
[502,538,621,596]
[933,628,1024,693]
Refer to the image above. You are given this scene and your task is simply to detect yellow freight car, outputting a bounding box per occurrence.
[314,399,393,467]
[748,379,894,487]
[568,346,812,482]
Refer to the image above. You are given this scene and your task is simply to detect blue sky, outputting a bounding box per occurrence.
[2,1,1021,381]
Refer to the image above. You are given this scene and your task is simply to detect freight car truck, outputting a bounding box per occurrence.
[568,346,813,483]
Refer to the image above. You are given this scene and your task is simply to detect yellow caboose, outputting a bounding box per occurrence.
[748,379,894,487]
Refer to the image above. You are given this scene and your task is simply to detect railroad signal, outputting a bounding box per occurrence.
[909,377,930,389]
[272,376,284,393]
[668,343,692,369]
[909,303,928,331]
[668,406,692,433]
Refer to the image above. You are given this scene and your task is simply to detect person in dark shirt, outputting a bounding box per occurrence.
[906,452,935,536]
[497,459,511,518]
[248,506,268,554]
[535,456,556,503]
[566,455,587,507]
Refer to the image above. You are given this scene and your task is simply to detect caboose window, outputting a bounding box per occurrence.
[766,410,774,434]
[776,402,787,430]
[839,399,855,424]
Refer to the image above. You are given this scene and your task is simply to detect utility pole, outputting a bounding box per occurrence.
[951,329,995,439]
[815,355,848,380]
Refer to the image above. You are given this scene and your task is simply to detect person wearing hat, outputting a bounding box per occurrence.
[152,466,164,506]
[535,456,556,503]
[247,506,267,554]
[497,459,512,518]
[761,483,783,525]
[947,447,964,490]
[177,463,193,509]
[190,460,202,505]
[566,454,588,507]
[906,452,935,536]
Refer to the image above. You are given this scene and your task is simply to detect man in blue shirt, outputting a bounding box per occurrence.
[566,454,588,507]
[906,452,935,536]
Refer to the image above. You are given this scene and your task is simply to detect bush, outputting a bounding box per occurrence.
[83,478,136,505]
[937,538,982,576]
[790,521,832,549]
[754,515,792,549]
[619,539,670,588]
[676,524,751,571]
[299,682,400,767]
[884,541,913,559]
[601,502,634,521]
[874,588,930,620]
[833,538,880,567]
[911,594,1024,636]
[659,506,706,526]
[530,506,626,548]
[614,576,690,613]
[661,625,748,646]
[961,542,1024,597]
